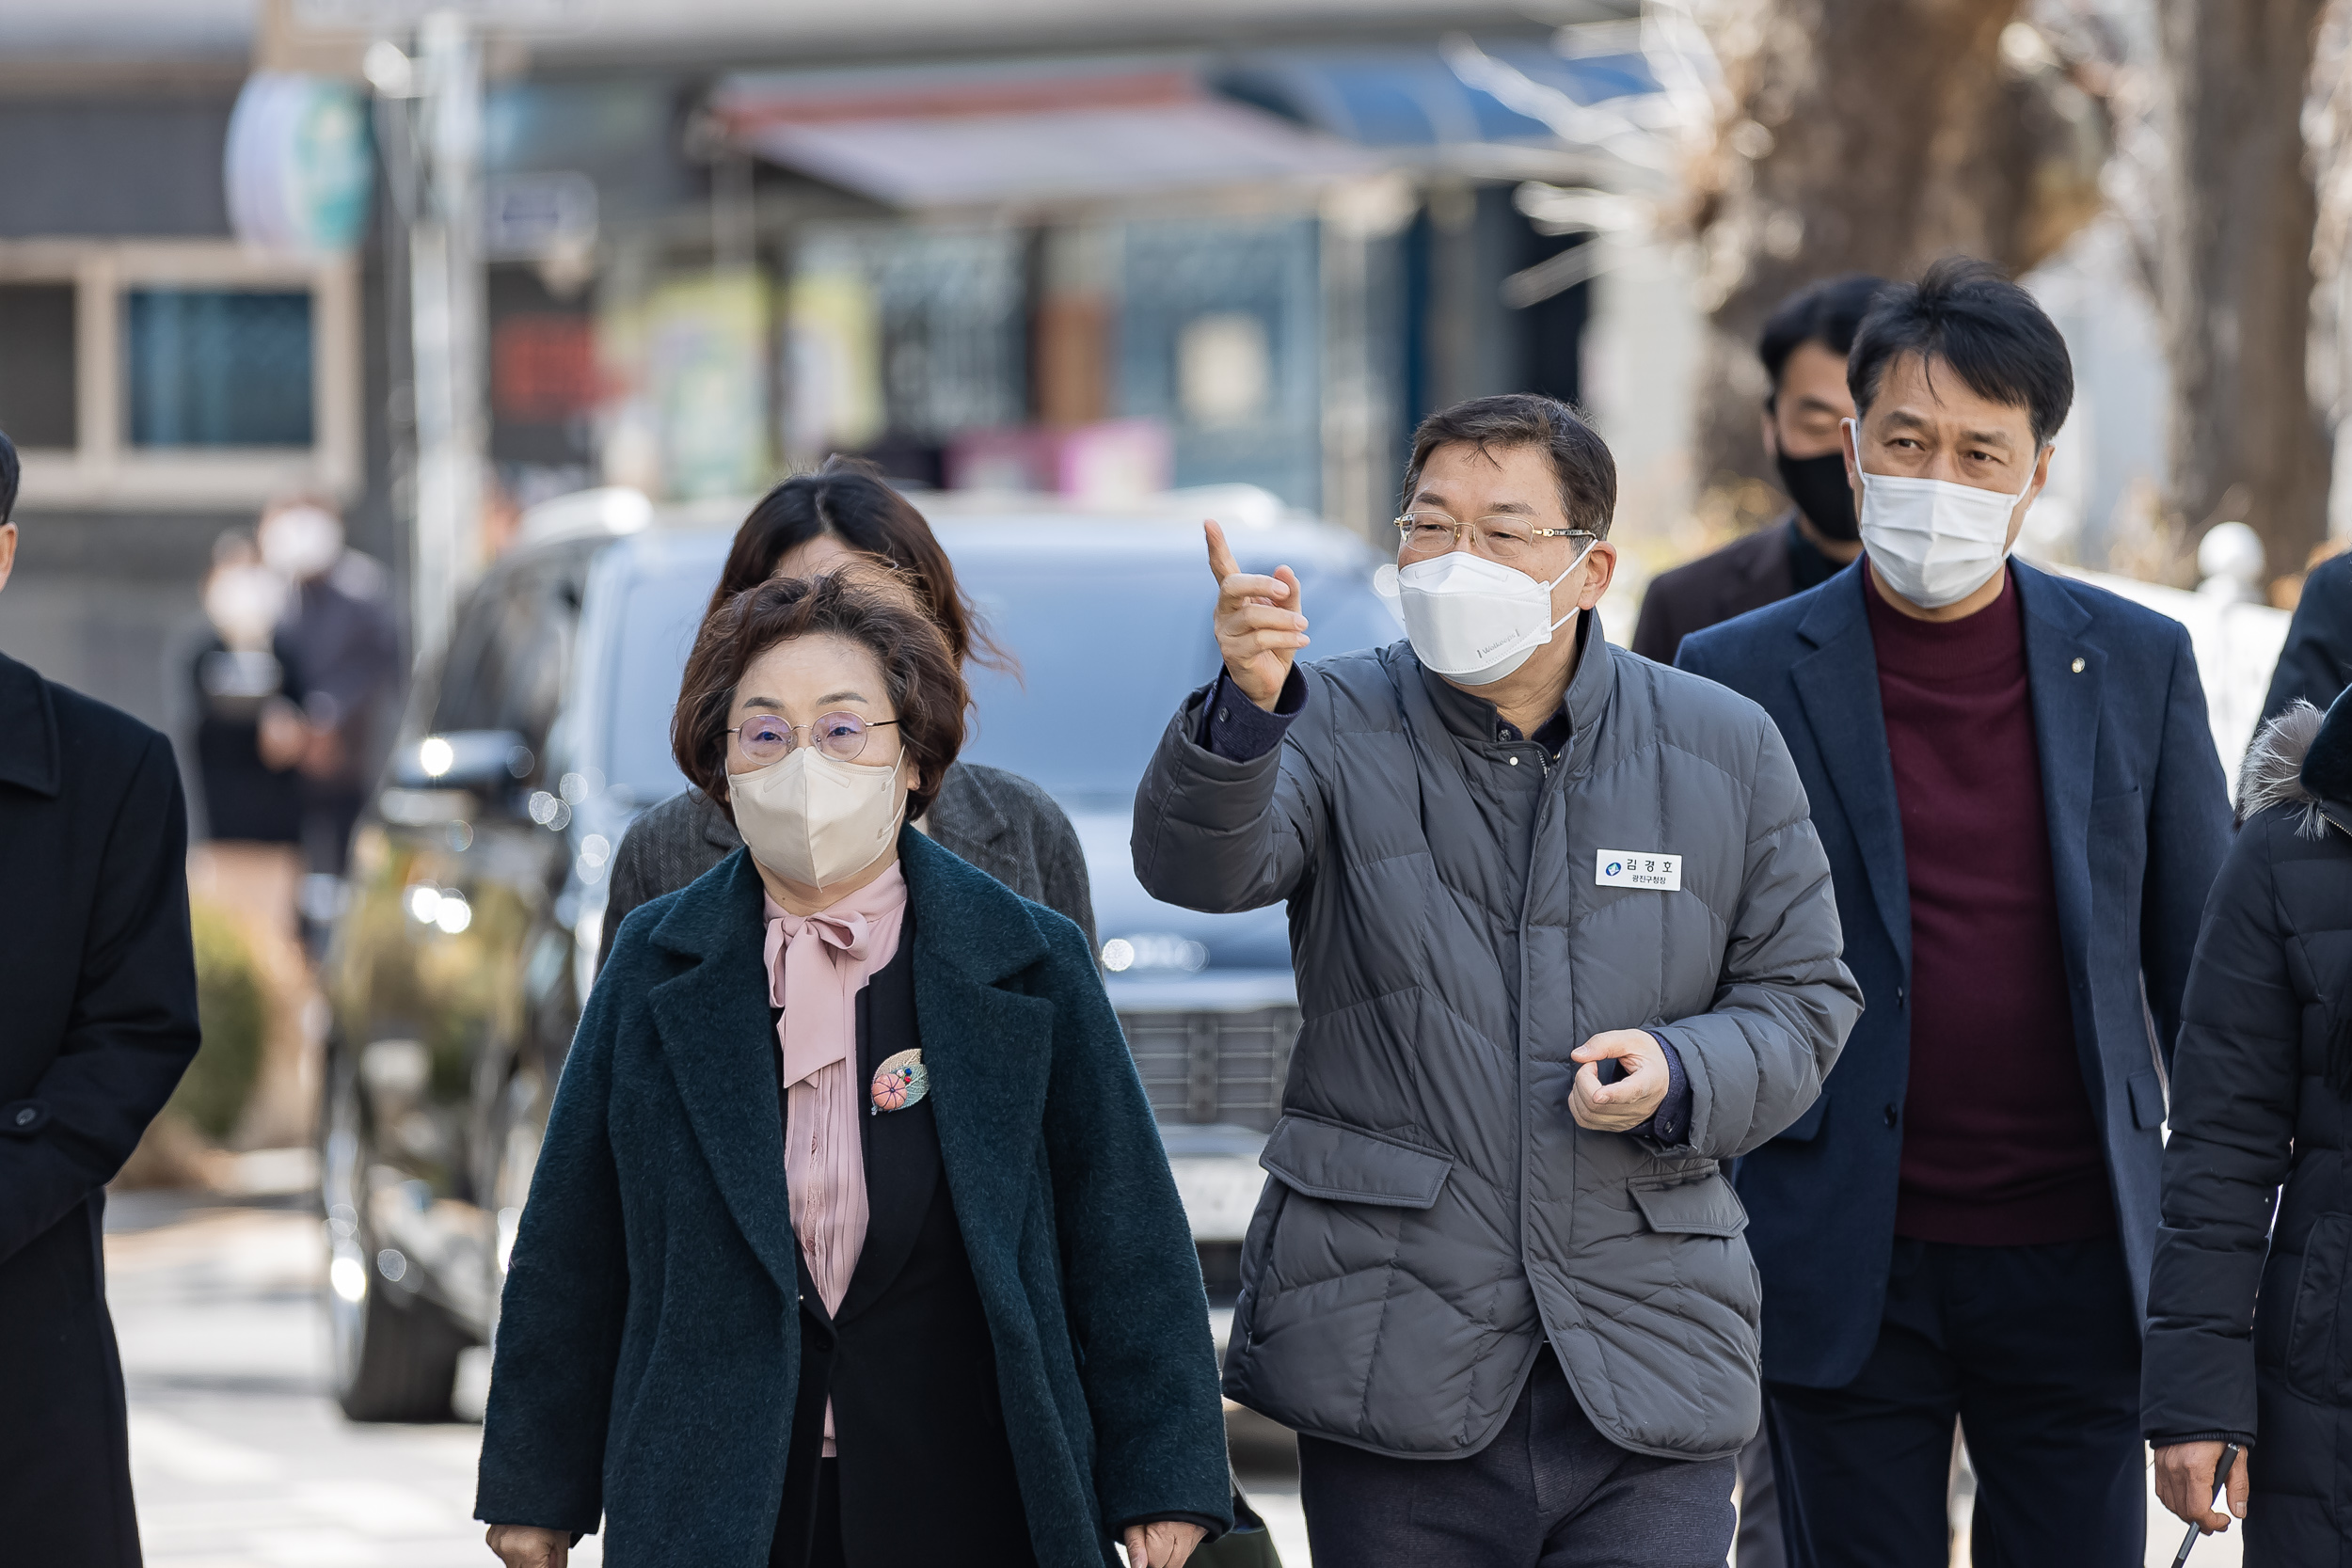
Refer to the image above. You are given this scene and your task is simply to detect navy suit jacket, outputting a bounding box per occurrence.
[1677,561,2233,1388]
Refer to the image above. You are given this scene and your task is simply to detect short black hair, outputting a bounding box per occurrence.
[0,428,16,524]
[1403,393,1618,539]
[1758,274,1887,401]
[1849,258,2074,448]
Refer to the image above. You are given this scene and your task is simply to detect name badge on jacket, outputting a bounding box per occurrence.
[1597,850,1681,891]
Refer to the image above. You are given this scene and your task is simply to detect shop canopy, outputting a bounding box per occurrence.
[714,42,1677,210]
[713,65,1375,209]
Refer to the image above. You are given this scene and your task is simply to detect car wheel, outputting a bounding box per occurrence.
[321,1052,466,1422]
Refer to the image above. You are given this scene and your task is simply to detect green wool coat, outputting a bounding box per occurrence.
[475,828,1232,1565]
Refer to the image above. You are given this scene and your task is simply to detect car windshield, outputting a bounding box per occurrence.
[596,528,1397,812]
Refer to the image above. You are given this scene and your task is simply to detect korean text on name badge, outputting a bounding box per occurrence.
[1596,850,1681,892]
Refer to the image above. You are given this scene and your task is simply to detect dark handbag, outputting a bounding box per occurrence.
[1193,1468,1282,1568]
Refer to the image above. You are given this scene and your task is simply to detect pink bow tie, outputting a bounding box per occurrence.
[766,908,871,1087]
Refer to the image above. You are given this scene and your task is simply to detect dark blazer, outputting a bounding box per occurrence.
[0,652,201,1566]
[600,761,1096,971]
[1678,562,2233,1388]
[2141,697,2352,1557]
[477,828,1230,1567]
[2262,548,2352,723]
[1629,520,1795,664]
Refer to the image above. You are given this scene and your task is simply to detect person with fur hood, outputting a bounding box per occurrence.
[2143,687,2352,1560]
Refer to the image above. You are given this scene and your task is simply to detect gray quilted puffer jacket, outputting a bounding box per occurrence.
[1133,621,1861,1463]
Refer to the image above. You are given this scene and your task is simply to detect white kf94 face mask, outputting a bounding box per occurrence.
[1848,419,2041,610]
[1374,540,1597,687]
[727,746,907,892]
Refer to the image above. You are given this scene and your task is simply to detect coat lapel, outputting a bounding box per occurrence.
[2014,562,2101,1003]
[644,851,803,1299]
[898,830,1057,1265]
[1788,567,1912,974]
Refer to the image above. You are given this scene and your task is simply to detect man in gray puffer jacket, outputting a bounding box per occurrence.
[1134,394,1862,1565]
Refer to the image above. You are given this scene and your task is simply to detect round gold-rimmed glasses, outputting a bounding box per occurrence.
[735,711,898,766]
[1394,510,1596,565]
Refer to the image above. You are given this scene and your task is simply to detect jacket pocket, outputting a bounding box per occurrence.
[1630,1170,1749,1237]
[2283,1212,2352,1400]
[1259,1113,1452,1209]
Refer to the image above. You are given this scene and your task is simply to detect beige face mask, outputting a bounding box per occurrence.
[727,746,907,892]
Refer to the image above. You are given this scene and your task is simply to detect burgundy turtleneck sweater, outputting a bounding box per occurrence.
[1864,564,2114,1244]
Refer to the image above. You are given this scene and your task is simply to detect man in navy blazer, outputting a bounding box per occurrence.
[1678,261,2232,1566]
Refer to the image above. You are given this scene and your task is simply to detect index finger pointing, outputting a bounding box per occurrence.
[1205,520,1242,587]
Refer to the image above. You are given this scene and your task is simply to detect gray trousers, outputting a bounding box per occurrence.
[1295,1348,1737,1568]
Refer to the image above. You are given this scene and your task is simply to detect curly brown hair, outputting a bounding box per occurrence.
[671,562,968,821]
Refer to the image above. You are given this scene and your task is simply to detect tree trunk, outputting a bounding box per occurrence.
[1689,0,2106,520]
[2157,0,2331,584]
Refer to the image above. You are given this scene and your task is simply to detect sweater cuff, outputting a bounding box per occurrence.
[1636,1034,1691,1144]
[1198,667,1308,761]
[2147,1431,2256,1450]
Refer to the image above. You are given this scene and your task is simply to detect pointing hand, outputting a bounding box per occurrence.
[1205,519,1308,711]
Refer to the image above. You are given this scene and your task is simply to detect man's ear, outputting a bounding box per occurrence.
[0,522,16,596]
[1759,404,1780,463]
[1575,541,1618,610]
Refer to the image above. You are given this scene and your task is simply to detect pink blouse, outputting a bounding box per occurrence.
[763,863,908,1455]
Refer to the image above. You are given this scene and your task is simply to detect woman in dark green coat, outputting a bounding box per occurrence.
[476,566,1228,1568]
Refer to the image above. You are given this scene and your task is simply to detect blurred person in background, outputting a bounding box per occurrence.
[600,455,1093,966]
[257,497,401,895]
[191,531,308,846]
[0,426,203,1562]
[1135,393,1860,1567]
[477,565,1229,1568]
[2144,689,2352,1561]
[2260,546,2350,722]
[1679,261,2233,1567]
[1631,275,1886,666]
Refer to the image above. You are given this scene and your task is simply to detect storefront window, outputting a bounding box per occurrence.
[125,288,313,448]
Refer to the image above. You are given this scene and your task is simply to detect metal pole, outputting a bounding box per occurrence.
[408,8,485,662]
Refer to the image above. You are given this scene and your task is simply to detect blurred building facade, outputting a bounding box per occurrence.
[0,0,1683,751]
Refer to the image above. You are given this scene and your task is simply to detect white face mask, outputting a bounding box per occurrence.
[1849,420,2039,610]
[1374,540,1596,687]
[204,563,287,651]
[727,746,907,893]
[259,506,344,581]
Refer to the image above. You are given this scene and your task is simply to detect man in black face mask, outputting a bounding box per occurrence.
[1629,275,1882,1568]
[1631,274,1884,665]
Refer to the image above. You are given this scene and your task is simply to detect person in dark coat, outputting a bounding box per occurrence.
[191,532,308,844]
[2259,547,2351,722]
[1630,274,1885,667]
[600,455,1093,972]
[1678,261,2233,1566]
[2144,689,2352,1560]
[477,565,1229,1568]
[257,498,402,880]
[0,427,203,1567]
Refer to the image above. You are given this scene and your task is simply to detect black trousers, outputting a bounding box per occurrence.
[1769,1235,2143,1568]
[1297,1346,1737,1567]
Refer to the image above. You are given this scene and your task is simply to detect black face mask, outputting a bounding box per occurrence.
[1774,447,1860,542]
